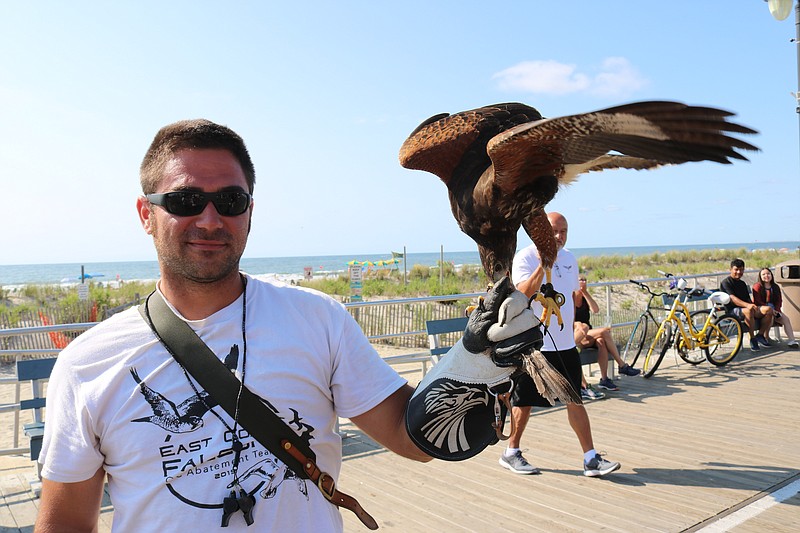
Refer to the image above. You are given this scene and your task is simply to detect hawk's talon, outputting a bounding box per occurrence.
[533,283,565,330]
[464,295,486,316]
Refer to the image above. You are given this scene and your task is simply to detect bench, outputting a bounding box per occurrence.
[380,351,434,377]
[426,316,469,364]
[730,314,783,344]
[16,357,57,493]
[577,346,616,379]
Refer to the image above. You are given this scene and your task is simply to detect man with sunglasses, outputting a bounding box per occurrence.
[34,119,435,532]
[34,119,540,532]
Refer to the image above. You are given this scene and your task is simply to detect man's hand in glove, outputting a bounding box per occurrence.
[462,276,542,366]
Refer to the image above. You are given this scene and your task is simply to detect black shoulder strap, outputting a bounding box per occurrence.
[138,290,378,530]
[140,290,314,472]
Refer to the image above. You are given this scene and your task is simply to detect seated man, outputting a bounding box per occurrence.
[720,258,774,351]
[574,275,640,392]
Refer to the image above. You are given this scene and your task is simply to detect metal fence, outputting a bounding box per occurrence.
[346,269,744,349]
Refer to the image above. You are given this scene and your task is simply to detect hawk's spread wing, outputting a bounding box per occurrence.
[487,101,758,194]
[398,100,757,281]
[399,103,543,188]
[398,112,481,182]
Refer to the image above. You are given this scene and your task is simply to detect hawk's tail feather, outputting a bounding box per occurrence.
[522,352,583,406]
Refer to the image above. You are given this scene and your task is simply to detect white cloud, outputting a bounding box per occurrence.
[592,57,648,97]
[493,60,589,94]
[493,57,648,98]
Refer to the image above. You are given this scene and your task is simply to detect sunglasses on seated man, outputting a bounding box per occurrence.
[146,190,252,217]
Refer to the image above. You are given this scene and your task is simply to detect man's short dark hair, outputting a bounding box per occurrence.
[140,119,256,194]
[731,258,745,269]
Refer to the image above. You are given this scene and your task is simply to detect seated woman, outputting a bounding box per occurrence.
[574,275,640,391]
[752,267,799,349]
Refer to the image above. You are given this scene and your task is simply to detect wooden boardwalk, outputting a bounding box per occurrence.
[2,346,798,532]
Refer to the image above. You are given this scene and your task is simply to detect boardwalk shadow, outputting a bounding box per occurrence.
[565,459,800,499]
[340,427,390,460]
[610,348,795,404]
[618,464,800,505]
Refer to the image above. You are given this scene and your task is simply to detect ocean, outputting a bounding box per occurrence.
[2,241,798,286]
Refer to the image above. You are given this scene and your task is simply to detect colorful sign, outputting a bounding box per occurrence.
[349,265,363,302]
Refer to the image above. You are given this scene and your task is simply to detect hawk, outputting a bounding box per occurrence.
[399,101,758,319]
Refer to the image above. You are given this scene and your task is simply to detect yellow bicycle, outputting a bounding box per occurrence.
[642,273,743,378]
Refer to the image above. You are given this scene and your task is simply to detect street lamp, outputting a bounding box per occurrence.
[768,0,794,20]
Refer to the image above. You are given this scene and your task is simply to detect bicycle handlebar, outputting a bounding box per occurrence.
[630,274,710,311]
[628,279,668,298]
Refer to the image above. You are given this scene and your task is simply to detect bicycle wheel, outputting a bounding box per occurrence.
[642,321,673,378]
[703,314,743,366]
[622,314,649,367]
[678,310,710,365]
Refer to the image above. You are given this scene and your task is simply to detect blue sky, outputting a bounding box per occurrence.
[2,1,798,266]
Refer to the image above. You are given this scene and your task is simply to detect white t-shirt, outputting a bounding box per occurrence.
[511,245,579,352]
[39,274,406,532]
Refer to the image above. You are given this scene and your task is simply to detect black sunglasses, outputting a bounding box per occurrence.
[146,191,252,217]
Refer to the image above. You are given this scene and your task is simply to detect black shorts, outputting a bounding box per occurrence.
[510,347,582,408]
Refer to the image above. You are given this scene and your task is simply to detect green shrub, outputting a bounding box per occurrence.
[409,264,431,280]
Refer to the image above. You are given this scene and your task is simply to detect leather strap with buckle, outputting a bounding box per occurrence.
[492,391,514,440]
[281,439,378,530]
[140,291,380,530]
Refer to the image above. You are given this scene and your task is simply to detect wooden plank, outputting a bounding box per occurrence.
[0,473,22,531]
[0,473,39,530]
[1,346,798,532]
[339,346,800,532]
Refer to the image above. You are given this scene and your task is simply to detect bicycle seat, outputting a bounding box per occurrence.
[707,291,731,306]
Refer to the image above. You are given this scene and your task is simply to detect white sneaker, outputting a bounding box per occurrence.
[583,453,621,477]
[499,450,541,475]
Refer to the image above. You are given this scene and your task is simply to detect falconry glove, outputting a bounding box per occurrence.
[405,277,542,460]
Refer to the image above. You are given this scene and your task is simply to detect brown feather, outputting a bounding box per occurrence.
[522,351,583,406]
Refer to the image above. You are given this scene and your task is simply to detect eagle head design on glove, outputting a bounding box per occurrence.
[405,277,542,460]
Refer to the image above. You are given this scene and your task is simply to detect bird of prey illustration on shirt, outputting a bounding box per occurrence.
[129,366,218,433]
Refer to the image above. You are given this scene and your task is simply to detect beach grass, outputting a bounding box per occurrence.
[1,248,796,323]
[1,281,156,326]
[577,247,795,281]
[301,247,797,297]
